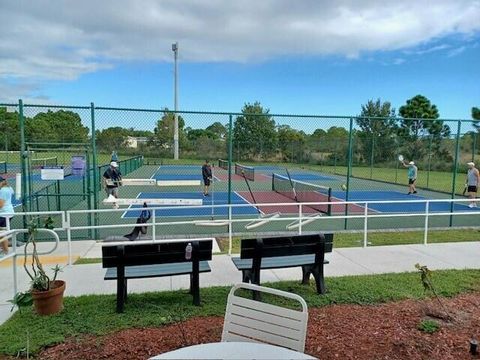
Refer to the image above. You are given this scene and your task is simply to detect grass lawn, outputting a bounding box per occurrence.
[217,228,480,254]
[310,164,468,194]
[73,257,103,265]
[0,152,132,167]
[73,229,480,264]
[3,152,471,195]
[0,269,479,356]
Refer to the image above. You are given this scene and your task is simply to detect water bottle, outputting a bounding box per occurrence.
[185,243,192,260]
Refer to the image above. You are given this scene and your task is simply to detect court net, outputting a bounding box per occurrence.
[235,163,255,181]
[31,156,58,168]
[0,161,6,174]
[272,173,332,215]
[218,159,228,170]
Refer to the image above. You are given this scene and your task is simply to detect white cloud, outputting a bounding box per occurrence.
[392,58,406,65]
[0,81,51,104]
[0,0,479,83]
[404,44,451,55]
[447,46,467,57]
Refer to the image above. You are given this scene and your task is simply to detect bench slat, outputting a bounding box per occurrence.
[240,234,332,259]
[102,240,213,268]
[104,261,211,280]
[232,254,329,270]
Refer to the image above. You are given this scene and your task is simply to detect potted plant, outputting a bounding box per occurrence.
[11,217,65,315]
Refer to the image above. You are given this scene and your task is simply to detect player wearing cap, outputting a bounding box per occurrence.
[0,176,14,256]
[401,159,418,195]
[466,162,479,208]
[102,161,122,208]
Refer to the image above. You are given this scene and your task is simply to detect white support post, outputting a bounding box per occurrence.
[66,212,72,266]
[9,218,17,297]
[12,233,17,298]
[298,204,303,235]
[363,203,368,248]
[152,209,156,241]
[424,201,430,245]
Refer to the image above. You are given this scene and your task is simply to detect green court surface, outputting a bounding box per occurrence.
[15,162,476,242]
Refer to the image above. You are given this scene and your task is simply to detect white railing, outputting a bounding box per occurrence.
[0,225,61,300]
[65,197,480,260]
[2,198,477,313]
[1,199,478,265]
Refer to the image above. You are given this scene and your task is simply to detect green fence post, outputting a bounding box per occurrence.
[369,135,374,179]
[46,185,51,211]
[228,114,233,205]
[449,121,462,227]
[426,134,432,188]
[86,149,92,239]
[333,142,337,174]
[19,100,28,215]
[56,180,61,211]
[91,103,99,239]
[344,118,354,230]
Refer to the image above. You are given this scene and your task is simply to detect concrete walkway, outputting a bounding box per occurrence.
[1,240,479,326]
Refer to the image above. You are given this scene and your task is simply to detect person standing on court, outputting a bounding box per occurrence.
[0,176,15,256]
[466,161,479,208]
[201,159,212,196]
[401,160,418,194]
[103,161,122,208]
[111,151,119,162]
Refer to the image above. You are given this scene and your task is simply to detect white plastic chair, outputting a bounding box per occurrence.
[221,283,309,352]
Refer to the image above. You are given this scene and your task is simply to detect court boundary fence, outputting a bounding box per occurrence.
[1,100,478,220]
[1,198,478,267]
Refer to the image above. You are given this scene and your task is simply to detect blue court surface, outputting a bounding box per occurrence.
[122,191,259,218]
[156,165,201,170]
[285,173,335,181]
[254,165,284,172]
[331,190,476,213]
[153,165,221,181]
[153,174,221,181]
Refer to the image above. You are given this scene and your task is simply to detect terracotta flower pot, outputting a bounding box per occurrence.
[31,280,66,316]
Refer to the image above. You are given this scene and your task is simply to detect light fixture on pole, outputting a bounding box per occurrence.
[172,41,179,160]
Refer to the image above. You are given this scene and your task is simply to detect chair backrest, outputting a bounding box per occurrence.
[240,233,333,259]
[222,283,308,352]
[102,240,213,268]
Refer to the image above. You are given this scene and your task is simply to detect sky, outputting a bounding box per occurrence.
[1,0,479,126]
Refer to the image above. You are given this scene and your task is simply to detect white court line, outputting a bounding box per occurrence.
[119,165,160,218]
[151,165,162,180]
[234,191,265,215]
[330,194,381,214]
[120,192,142,219]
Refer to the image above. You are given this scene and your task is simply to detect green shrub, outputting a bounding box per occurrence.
[417,319,440,333]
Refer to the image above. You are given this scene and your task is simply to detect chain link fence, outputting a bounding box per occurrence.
[1,101,478,239]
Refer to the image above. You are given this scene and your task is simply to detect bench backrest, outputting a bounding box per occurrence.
[240,233,333,260]
[102,240,213,268]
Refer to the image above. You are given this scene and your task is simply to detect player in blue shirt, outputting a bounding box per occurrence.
[402,160,418,195]
[0,176,15,255]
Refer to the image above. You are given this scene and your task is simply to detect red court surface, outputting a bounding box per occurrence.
[237,191,367,215]
[215,170,270,182]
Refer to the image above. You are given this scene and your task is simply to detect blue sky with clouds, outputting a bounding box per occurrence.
[1,0,479,122]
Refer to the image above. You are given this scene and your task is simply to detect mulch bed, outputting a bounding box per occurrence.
[38,292,480,360]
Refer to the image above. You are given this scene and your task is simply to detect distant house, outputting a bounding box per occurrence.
[125,136,148,148]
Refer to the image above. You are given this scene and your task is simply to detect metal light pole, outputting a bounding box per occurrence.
[172,42,179,160]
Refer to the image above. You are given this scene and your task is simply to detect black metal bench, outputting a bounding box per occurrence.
[231,234,333,294]
[102,240,213,313]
